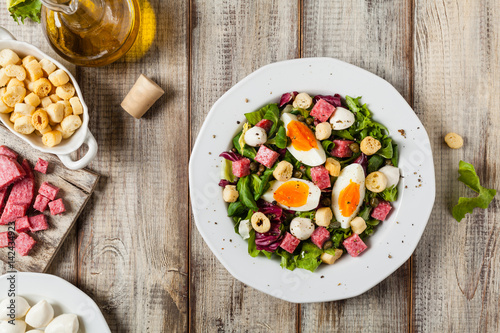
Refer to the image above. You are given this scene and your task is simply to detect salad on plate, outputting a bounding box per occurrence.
[219,92,400,272]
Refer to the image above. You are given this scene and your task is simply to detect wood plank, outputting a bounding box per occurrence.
[0,126,99,273]
[412,1,500,332]
[0,16,81,284]
[69,0,190,331]
[189,0,299,331]
[300,1,413,331]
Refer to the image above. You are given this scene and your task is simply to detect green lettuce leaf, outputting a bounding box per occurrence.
[452,161,497,222]
[237,176,258,212]
[8,0,41,24]
[263,104,280,138]
[295,242,323,272]
[227,201,247,217]
[233,132,256,159]
[380,185,398,202]
[267,126,287,148]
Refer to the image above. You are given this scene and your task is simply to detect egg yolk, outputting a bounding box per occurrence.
[273,181,309,207]
[338,181,361,217]
[287,120,318,151]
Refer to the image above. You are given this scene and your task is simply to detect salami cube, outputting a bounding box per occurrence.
[38,182,60,201]
[0,188,8,212]
[7,160,35,206]
[311,166,331,189]
[310,99,336,122]
[331,140,354,158]
[0,146,18,160]
[15,232,36,256]
[343,233,367,257]
[255,145,279,168]
[232,158,251,178]
[279,232,300,253]
[15,216,30,233]
[0,155,26,191]
[33,194,50,212]
[371,200,392,221]
[29,214,49,232]
[255,119,273,132]
[0,203,29,225]
[48,198,65,215]
[34,158,49,174]
[0,232,11,248]
[311,227,331,248]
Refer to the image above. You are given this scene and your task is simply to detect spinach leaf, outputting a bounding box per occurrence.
[237,176,258,211]
[244,105,267,125]
[255,167,275,200]
[333,130,354,140]
[233,132,257,159]
[377,137,393,159]
[358,205,372,221]
[227,201,247,217]
[267,126,287,148]
[391,143,399,167]
[263,104,281,138]
[367,155,385,174]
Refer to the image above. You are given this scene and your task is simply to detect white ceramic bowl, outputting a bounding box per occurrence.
[189,57,436,303]
[0,272,110,332]
[0,27,97,170]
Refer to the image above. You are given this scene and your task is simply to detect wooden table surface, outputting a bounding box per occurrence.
[1,0,499,331]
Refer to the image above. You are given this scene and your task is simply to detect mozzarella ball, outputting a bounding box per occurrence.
[378,165,400,188]
[0,296,31,320]
[45,314,79,333]
[290,217,315,240]
[273,161,293,182]
[238,219,252,240]
[315,122,332,140]
[330,107,355,130]
[444,132,463,149]
[0,320,26,333]
[315,207,333,227]
[243,126,267,147]
[25,299,54,328]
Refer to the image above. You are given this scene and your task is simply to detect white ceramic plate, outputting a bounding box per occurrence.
[0,27,97,170]
[189,57,435,303]
[0,272,110,332]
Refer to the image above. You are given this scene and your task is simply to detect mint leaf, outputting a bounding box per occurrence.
[452,161,497,222]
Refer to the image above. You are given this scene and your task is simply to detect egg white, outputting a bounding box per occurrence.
[331,164,366,228]
[261,178,321,212]
[281,113,326,167]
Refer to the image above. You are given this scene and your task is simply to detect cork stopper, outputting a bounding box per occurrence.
[121,74,165,119]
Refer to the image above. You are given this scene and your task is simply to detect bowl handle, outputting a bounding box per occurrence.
[0,27,16,41]
[57,131,98,170]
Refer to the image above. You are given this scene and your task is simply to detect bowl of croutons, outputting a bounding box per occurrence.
[0,27,97,170]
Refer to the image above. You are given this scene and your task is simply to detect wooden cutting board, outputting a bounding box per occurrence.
[0,126,99,273]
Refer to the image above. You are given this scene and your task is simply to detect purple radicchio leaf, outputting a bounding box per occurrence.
[278,91,298,108]
[219,151,243,162]
[312,94,342,107]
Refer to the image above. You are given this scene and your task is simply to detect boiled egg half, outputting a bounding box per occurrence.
[262,178,321,212]
[331,164,366,228]
[282,113,326,166]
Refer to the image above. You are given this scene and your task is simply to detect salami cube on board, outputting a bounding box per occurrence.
[371,200,392,221]
[311,226,331,248]
[0,155,25,191]
[34,158,49,174]
[0,188,8,212]
[279,232,300,253]
[0,146,18,160]
[15,232,36,256]
[0,203,28,225]
[310,99,336,122]
[48,198,65,215]
[38,182,60,201]
[29,214,49,232]
[311,166,331,189]
[255,145,279,168]
[7,159,35,206]
[33,194,50,212]
[15,216,30,233]
[331,140,354,158]
[0,232,13,248]
[343,233,367,257]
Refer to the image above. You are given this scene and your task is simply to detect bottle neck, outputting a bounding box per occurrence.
[43,0,106,31]
[41,0,78,15]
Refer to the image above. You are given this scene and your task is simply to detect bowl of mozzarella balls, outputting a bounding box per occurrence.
[0,28,97,170]
[0,296,79,333]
